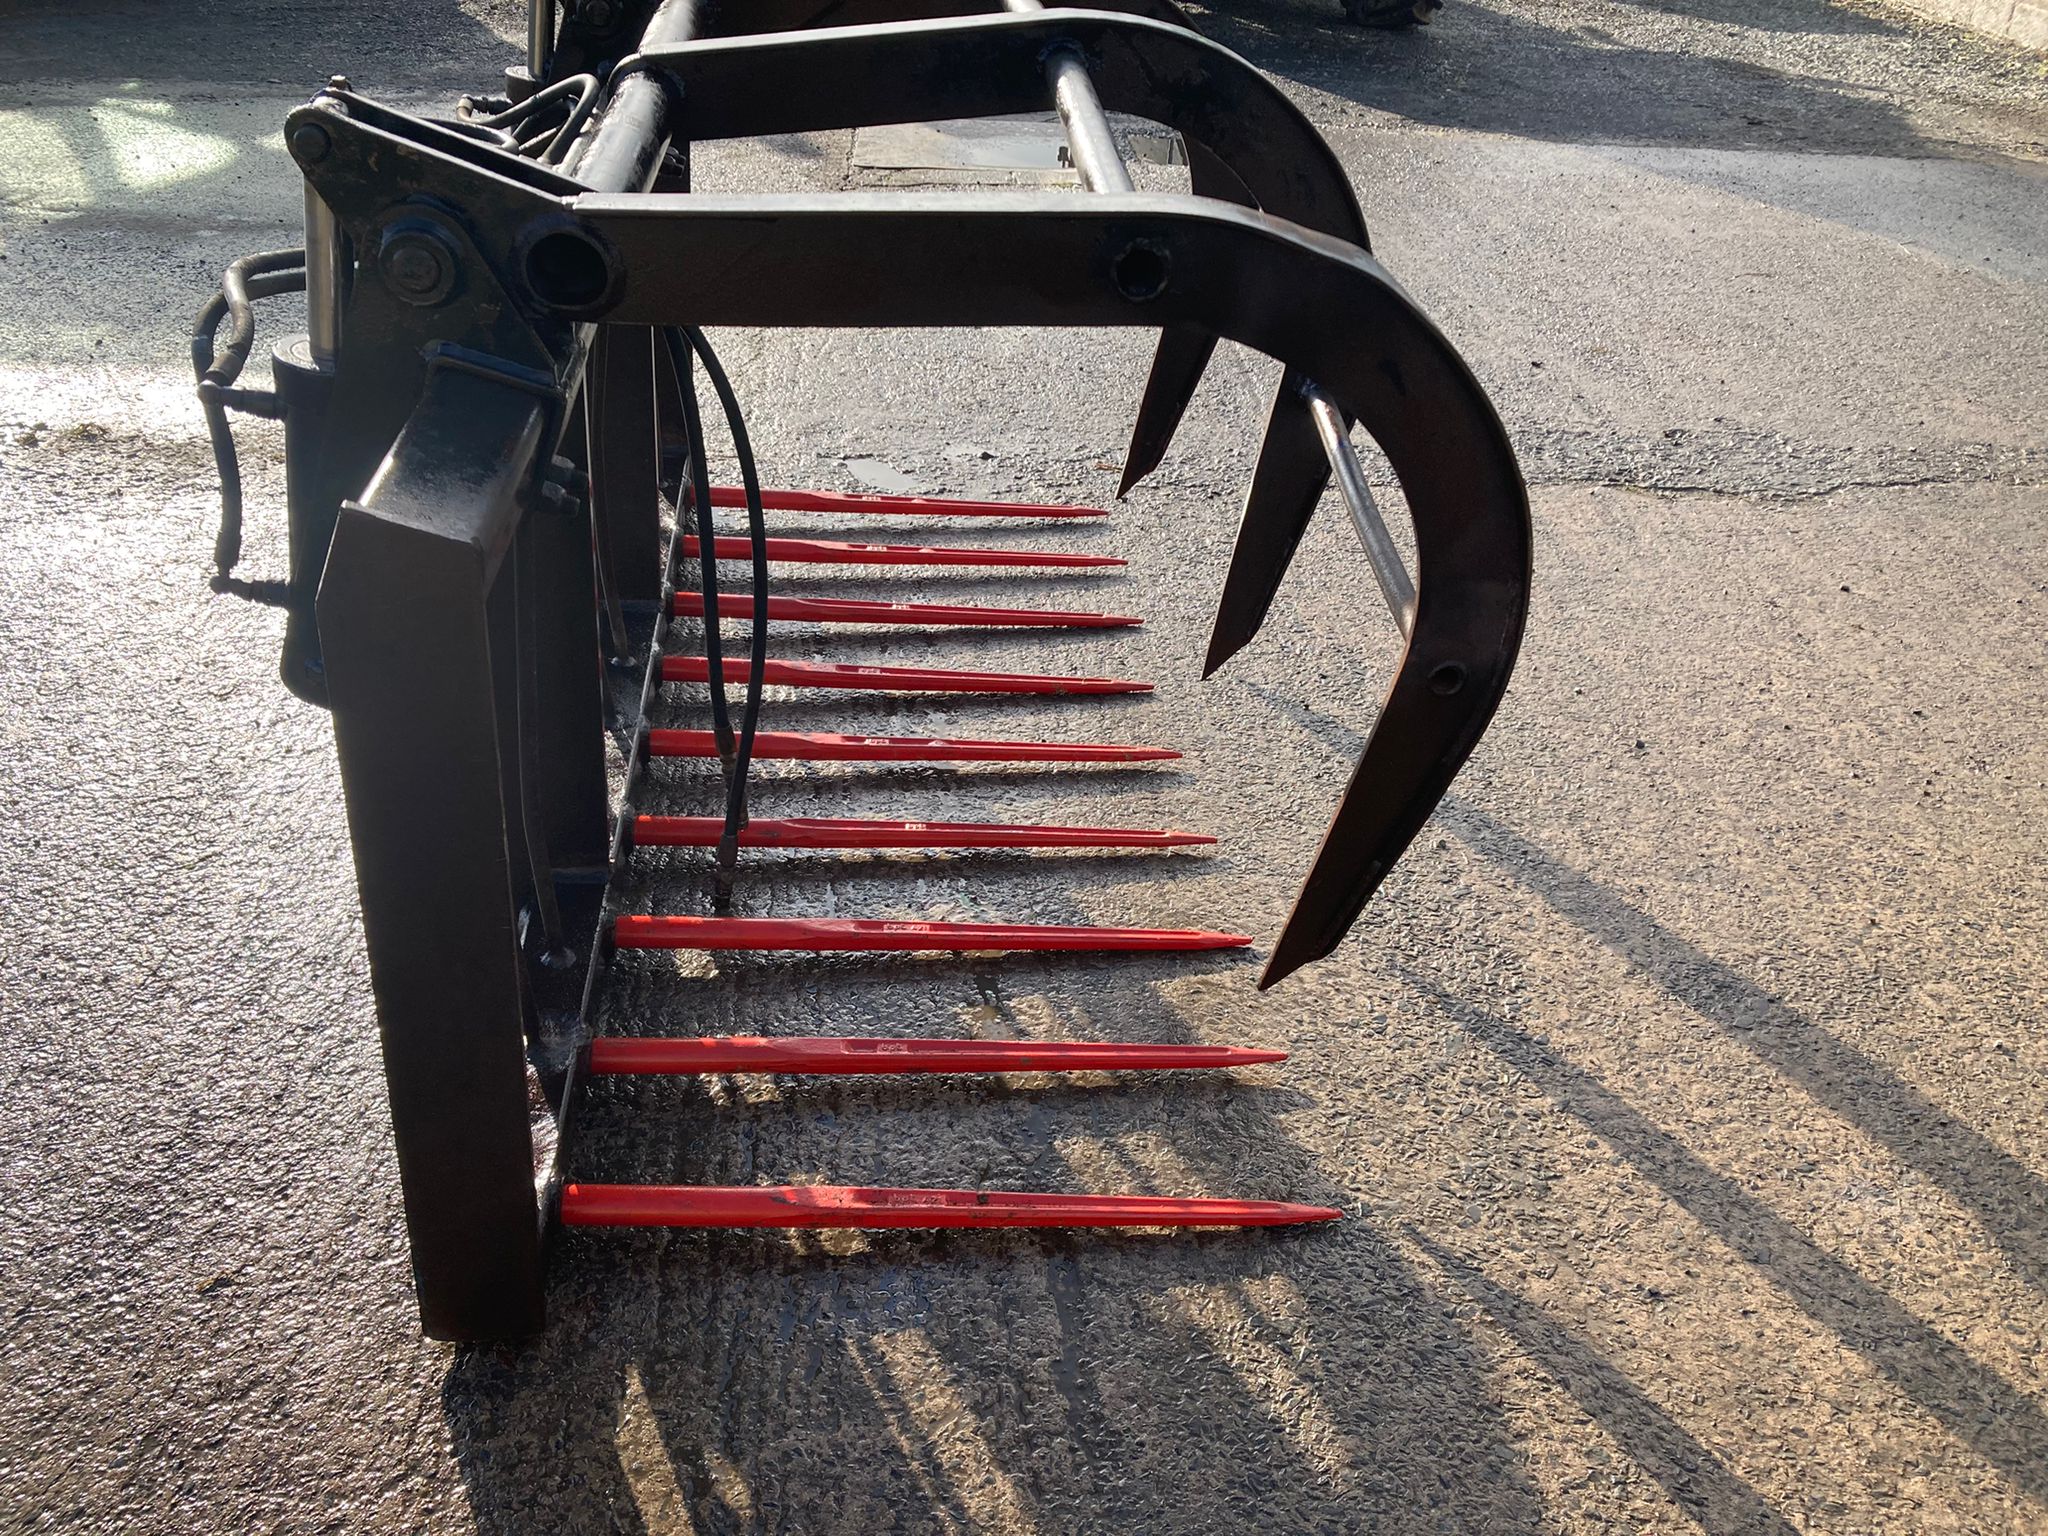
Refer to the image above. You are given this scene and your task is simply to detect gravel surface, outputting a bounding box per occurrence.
[1,0,2044,1532]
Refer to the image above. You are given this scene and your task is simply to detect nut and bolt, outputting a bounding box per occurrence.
[538,456,588,510]
[377,223,461,307]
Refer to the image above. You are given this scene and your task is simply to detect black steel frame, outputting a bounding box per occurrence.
[209,0,1529,1338]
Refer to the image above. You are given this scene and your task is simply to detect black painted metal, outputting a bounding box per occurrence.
[318,360,559,1340]
[195,0,1529,1337]
[1206,369,1332,677]
[632,10,1364,244]
[587,326,663,602]
[574,190,1530,985]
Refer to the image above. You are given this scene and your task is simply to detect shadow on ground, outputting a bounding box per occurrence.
[1188,0,1942,156]
[443,942,1548,1534]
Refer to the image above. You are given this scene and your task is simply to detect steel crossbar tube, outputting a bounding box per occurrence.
[1301,380,1417,637]
[999,0,1407,651]
[563,0,703,192]
[1002,0,1136,195]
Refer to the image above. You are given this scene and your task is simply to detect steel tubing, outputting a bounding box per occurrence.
[1302,380,1417,637]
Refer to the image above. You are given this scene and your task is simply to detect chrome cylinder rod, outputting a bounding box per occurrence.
[1302,381,1418,637]
[528,0,555,80]
[302,184,342,366]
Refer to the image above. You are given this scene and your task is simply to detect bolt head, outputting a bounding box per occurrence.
[377,224,460,307]
[327,74,353,92]
[289,123,331,164]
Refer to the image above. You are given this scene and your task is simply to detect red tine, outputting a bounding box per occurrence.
[644,729,1179,764]
[630,815,1211,850]
[613,916,1250,952]
[660,656,1150,695]
[682,535,1121,568]
[707,486,1105,519]
[673,592,1140,628]
[558,1183,1340,1229]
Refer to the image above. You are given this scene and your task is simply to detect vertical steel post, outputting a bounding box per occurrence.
[319,364,557,1340]
[521,485,614,874]
[587,327,663,602]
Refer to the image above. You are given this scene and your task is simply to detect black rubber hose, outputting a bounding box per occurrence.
[193,249,303,385]
[457,73,599,163]
[678,326,770,899]
[659,327,737,778]
[191,254,305,582]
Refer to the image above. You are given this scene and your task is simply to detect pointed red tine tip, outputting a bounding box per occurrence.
[630,816,1214,851]
[660,656,1152,696]
[586,1036,1286,1075]
[707,486,1107,519]
[558,1183,1341,1229]
[612,916,1252,953]
[682,534,1122,569]
[643,729,1181,764]
[672,592,1142,629]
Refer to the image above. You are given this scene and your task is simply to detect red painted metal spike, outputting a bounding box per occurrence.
[660,655,1151,695]
[631,815,1213,850]
[644,729,1179,764]
[613,916,1250,953]
[682,534,1121,569]
[708,486,1105,519]
[587,1036,1285,1075]
[559,1183,1340,1229]
[673,592,1141,629]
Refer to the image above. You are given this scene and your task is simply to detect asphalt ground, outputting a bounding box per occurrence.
[1,1,2045,1532]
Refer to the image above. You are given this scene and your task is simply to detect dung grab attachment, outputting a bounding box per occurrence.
[194,0,1528,1339]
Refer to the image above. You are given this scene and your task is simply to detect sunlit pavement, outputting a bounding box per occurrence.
[2,2,2046,1532]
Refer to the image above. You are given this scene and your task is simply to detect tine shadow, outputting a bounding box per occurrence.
[641,763,1192,794]
[604,946,1258,990]
[580,1066,1315,1128]
[1236,679,2048,1299]
[1442,798,2048,1294]
[1400,967,2048,1503]
[1410,1231,1804,1536]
